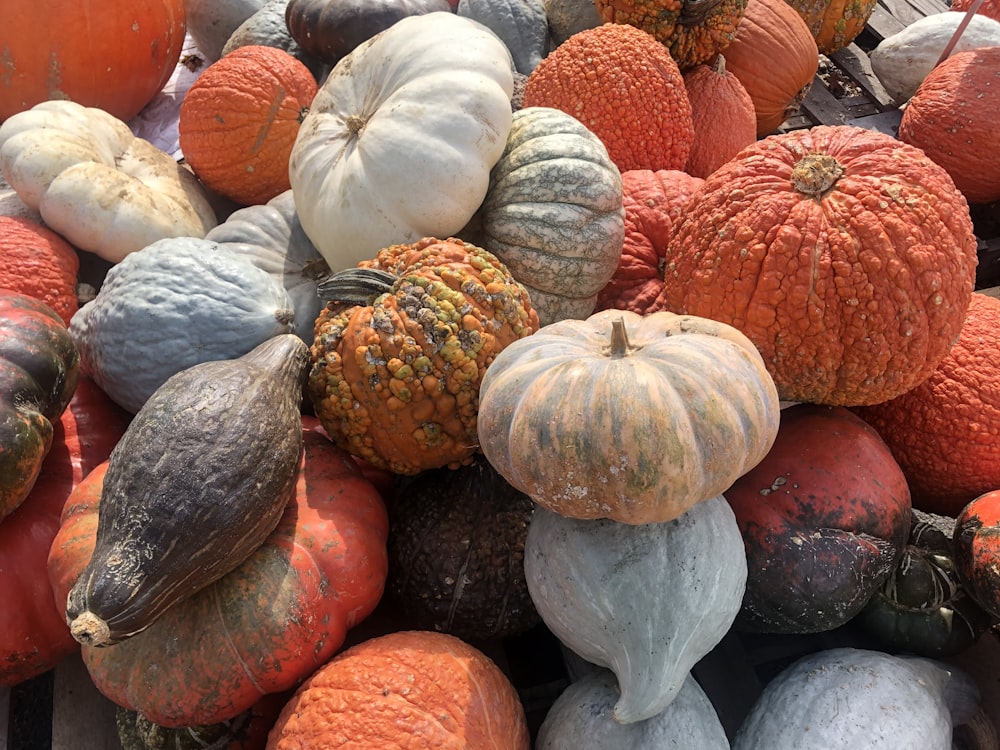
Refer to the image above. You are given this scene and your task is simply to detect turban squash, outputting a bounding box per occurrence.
[653,124,979,407]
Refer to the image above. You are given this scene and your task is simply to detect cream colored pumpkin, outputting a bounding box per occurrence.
[0,101,217,262]
[289,12,515,272]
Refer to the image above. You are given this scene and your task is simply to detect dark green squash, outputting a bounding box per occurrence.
[64,334,310,647]
[386,455,540,641]
[0,288,81,521]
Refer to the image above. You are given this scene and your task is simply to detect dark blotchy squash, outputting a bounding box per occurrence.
[0,288,81,521]
[64,334,310,647]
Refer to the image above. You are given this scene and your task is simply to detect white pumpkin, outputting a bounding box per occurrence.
[289,12,515,272]
[870,11,1000,104]
[0,101,217,262]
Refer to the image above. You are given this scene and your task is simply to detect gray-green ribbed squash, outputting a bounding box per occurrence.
[523,496,747,724]
[536,669,730,748]
[479,106,624,326]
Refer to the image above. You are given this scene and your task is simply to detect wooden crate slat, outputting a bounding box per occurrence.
[862,4,908,41]
[829,44,897,106]
[50,655,119,750]
[799,74,856,126]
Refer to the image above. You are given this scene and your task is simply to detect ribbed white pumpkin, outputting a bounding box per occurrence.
[523,496,748,724]
[479,107,624,326]
[289,12,514,273]
[69,237,295,413]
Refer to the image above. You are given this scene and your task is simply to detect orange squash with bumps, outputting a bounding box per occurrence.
[682,54,756,178]
[0,216,79,324]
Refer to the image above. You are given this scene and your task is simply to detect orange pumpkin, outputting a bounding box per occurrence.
[179,46,318,206]
[782,0,877,54]
[0,216,79,324]
[852,293,1000,517]
[266,630,531,749]
[682,54,756,178]
[897,46,1000,205]
[954,489,1000,619]
[652,124,979,407]
[522,23,694,172]
[0,0,186,122]
[721,0,819,136]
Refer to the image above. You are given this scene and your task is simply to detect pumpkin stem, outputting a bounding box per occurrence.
[790,153,844,199]
[606,317,634,358]
[345,114,367,134]
[317,267,397,305]
[69,611,113,647]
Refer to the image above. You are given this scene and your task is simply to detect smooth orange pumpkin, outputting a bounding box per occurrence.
[652,124,979,406]
[521,23,694,172]
[179,46,318,206]
[897,46,1000,205]
[682,54,756,178]
[266,630,531,749]
[782,0,878,54]
[852,293,1000,517]
[721,0,819,136]
[0,0,186,123]
[0,216,79,324]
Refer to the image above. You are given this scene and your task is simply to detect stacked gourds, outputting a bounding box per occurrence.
[2,0,1000,746]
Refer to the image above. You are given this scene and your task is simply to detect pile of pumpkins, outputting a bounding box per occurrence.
[2,0,1000,746]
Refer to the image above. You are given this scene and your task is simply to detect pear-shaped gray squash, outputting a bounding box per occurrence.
[524,495,747,723]
[65,333,310,647]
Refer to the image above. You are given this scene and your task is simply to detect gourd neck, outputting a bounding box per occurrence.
[317,267,397,305]
[791,153,844,198]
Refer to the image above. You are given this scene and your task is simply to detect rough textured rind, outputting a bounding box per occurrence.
[309,237,539,476]
[782,0,877,54]
[653,124,978,406]
[0,216,79,324]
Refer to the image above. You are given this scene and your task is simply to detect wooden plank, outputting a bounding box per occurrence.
[849,108,903,136]
[799,74,856,126]
[830,43,897,107]
[862,4,908,42]
[50,655,120,750]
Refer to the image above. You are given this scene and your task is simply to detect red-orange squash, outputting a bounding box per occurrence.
[521,23,694,172]
[682,54,756,178]
[266,630,531,749]
[652,124,979,407]
[721,0,819,136]
[0,217,79,324]
[47,417,389,727]
[852,293,1000,517]
[954,490,1000,619]
[594,169,704,313]
[0,0,187,122]
[782,0,878,54]
[179,46,318,206]
[897,46,1000,205]
[948,0,1000,22]
[0,377,130,688]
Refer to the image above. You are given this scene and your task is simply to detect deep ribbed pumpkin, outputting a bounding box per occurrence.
[782,0,877,54]
[0,216,79,324]
[522,23,695,172]
[653,125,979,406]
[179,46,318,206]
[266,630,531,749]
[594,169,704,313]
[852,293,1000,517]
[721,0,819,136]
[682,54,756,178]
[897,46,1000,205]
[593,0,748,69]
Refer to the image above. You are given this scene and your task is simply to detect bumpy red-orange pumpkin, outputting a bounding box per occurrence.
[682,54,756,178]
[652,124,979,406]
[0,0,186,122]
[522,23,694,172]
[594,169,704,313]
[179,45,318,206]
[722,0,819,136]
[0,216,79,324]
[594,0,748,69]
[950,0,1000,22]
[897,46,1000,205]
[782,0,878,54]
[266,630,531,749]
[852,293,1000,517]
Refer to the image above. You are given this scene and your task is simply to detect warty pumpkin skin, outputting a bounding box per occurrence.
[522,23,695,173]
[0,216,79,324]
[0,289,81,522]
[782,0,877,54]
[47,416,390,728]
[308,236,539,476]
[477,308,780,524]
[179,46,319,207]
[954,490,1000,619]
[0,376,130,688]
[682,54,756,178]
[653,124,979,407]
[63,334,311,648]
[266,629,531,749]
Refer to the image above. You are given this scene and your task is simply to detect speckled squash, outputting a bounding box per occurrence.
[782,0,877,54]
[524,496,748,723]
[477,308,780,525]
[308,237,539,476]
[954,490,1000,619]
[63,334,310,647]
[478,106,625,326]
[653,124,979,406]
